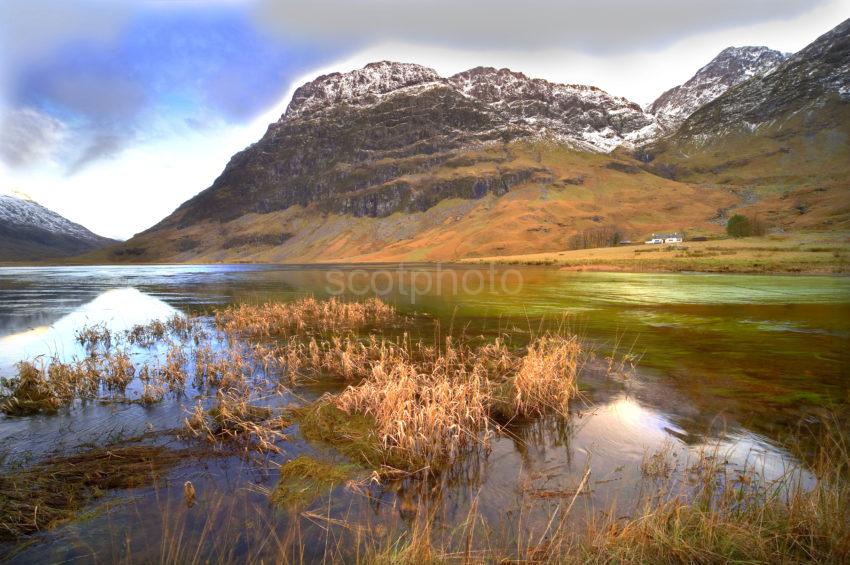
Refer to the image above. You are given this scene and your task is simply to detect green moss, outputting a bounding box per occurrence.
[291,400,409,470]
[270,455,360,509]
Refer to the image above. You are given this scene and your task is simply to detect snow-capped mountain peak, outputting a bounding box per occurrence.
[283,61,661,153]
[285,61,444,119]
[648,45,789,128]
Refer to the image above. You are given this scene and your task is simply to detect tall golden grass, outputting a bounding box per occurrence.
[512,335,580,417]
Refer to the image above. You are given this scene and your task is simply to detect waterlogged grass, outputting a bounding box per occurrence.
[215,296,399,337]
[61,417,848,564]
[291,334,580,474]
[0,445,196,540]
[184,390,290,454]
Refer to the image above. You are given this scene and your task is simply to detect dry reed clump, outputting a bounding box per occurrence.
[193,347,251,392]
[308,333,580,472]
[0,356,112,415]
[74,323,112,349]
[512,335,580,417]
[0,361,65,415]
[0,445,193,540]
[272,334,411,384]
[126,314,199,347]
[126,319,167,346]
[184,390,289,453]
[335,353,491,472]
[161,344,188,391]
[1,351,190,415]
[215,296,398,338]
[103,350,136,393]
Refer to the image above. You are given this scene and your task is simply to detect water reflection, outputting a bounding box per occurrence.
[0,288,178,374]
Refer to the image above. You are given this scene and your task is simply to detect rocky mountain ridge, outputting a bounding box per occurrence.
[155,61,664,230]
[286,61,661,150]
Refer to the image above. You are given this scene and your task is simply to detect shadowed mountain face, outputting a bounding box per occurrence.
[677,19,849,140]
[0,192,116,262]
[105,20,849,264]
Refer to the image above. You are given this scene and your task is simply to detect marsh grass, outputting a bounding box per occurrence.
[1,351,178,414]
[293,332,581,474]
[216,297,398,338]
[14,296,833,562]
[184,390,289,454]
[512,335,580,417]
[97,418,850,564]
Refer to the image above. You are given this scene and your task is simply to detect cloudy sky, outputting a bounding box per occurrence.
[1,0,848,239]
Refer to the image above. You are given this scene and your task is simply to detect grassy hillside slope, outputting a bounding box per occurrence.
[89,142,754,263]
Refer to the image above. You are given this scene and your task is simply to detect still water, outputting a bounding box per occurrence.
[0,265,848,561]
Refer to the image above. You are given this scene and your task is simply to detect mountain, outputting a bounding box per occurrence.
[641,19,850,230]
[0,191,116,261]
[152,62,661,229]
[648,46,788,128]
[102,21,850,263]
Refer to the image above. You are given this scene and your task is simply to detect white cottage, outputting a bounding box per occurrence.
[645,232,683,244]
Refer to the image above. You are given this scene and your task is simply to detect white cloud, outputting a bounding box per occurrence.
[0,107,68,168]
[0,99,293,240]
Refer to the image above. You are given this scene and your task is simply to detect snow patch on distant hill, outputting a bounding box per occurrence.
[0,192,104,241]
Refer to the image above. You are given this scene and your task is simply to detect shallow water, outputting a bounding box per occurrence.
[0,265,847,561]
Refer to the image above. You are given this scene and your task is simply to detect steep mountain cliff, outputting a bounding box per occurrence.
[150,62,661,231]
[674,20,848,140]
[0,191,116,261]
[648,46,788,128]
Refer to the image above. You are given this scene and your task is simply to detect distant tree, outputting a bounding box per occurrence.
[726,215,752,238]
[568,226,625,250]
[749,214,767,236]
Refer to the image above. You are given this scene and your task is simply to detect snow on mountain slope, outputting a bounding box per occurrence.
[448,67,661,151]
[648,46,789,129]
[1,191,92,240]
[283,61,661,152]
[676,19,849,138]
[285,61,445,119]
